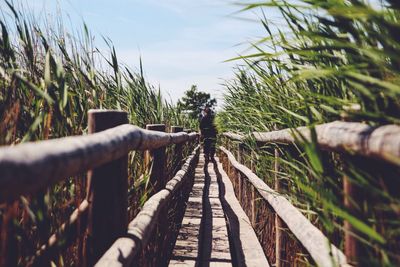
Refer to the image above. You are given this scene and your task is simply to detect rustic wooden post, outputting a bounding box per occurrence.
[343,174,361,265]
[146,124,167,194]
[85,110,128,266]
[237,143,243,200]
[171,126,184,175]
[1,202,18,267]
[251,186,256,228]
[250,150,256,227]
[274,148,282,267]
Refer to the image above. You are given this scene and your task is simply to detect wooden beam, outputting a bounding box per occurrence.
[85,110,129,266]
[216,158,270,267]
[274,148,282,267]
[219,146,348,267]
[224,121,400,166]
[95,146,200,267]
[146,124,166,194]
[171,126,184,176]
[0,122,198,203]
[30,200,89,267]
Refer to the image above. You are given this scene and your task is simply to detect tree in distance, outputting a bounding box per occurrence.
[177,85,217,120]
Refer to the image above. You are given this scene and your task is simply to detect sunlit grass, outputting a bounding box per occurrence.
[0,2,196,265]
[218,0,400,265]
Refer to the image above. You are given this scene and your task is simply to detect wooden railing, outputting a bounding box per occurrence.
[96,147,200,266]
[224,121,400,166]
[0,109,199,267]
[220,120,400,266]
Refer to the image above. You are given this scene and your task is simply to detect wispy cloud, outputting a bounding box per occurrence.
[3,0,268,105]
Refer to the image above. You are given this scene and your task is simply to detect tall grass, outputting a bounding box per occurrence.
[218,0,400,265]
[0,1,193,146]
[0,2,195,265]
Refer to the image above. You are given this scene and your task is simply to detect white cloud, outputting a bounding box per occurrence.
[111,7,266,105]
[117,46,237,104]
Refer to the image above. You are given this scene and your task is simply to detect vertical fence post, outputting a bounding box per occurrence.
[274,148,282,267]
[146,124,167,194]
[1,202,18,267]
[85,110,128,266]
[171,126,184,175]
[237,143,243,200]
[343,174,360,265]
[250,150,256,227]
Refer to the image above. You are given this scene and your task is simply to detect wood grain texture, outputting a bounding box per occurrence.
[146,124,167,194]
[85,110,129,265]
[215,157,270,267]
[219,146,348,267]
[95,146,200,267]
[0,125,198,202]
[224,120,400,166]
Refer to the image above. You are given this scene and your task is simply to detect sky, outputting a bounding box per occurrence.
[4,0,272,105]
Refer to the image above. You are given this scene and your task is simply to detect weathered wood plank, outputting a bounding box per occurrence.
[202,161,232,266]
[169,156,206,266]
[0,123,198,203]
[95,146,200,267]
[219,146,348,267]
[224,120,400,166]
[169,154,232,267]
[171,126,184,175]
[85,110,129,265]
[147,124,167,194]
[215,157,270,267]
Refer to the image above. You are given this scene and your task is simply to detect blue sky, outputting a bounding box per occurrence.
[5,0,273,104]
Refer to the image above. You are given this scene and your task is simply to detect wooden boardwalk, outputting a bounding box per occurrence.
[3,110,397,266]
[169,154,268,267]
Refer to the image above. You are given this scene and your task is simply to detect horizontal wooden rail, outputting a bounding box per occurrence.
[30,200,89,266]
[95,146,200,267]
[0,125,198,202]
[219,146,348,267]
[224,120,400,166]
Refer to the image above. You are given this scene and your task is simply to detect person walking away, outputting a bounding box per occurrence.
[200,107,217,162]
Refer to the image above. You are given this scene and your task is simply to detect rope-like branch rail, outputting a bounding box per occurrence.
[219,146,349,267]
[224,120,400,166]
[0,124,198,202]
[95,146,200,267]
[30,200,89,266]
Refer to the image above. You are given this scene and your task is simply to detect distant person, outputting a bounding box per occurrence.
[200,107,217,162]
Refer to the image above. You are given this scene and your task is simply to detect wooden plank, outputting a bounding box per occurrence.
[223,132,244,142]
[169,156,206,266]
[201,160,232,267]
[0,122,198,203]
[274,148,282,267]
[169,154,232,267]
[95,146,200,267]
[86,110,129,266]
[224,120,400,166]
[171,126,184,175]
[215,157,270,267]
[147,124,167,194]
[219,146,348,267]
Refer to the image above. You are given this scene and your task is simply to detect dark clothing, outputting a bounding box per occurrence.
[200,114,217,138]
[203,138,216,160]
[200,114,217,160]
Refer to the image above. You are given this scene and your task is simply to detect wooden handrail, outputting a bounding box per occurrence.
[30,200,90,266]
[224,120,400,166]
[0,124,198,202]
[95,146,200,267]
[219,146,348,267]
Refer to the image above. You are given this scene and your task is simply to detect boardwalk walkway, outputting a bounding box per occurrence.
[169,154,268,267]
